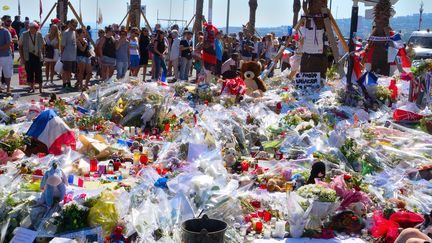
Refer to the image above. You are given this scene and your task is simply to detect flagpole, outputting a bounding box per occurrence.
[96,0,99,30]
[419,1,424,31]
[18,0,21,16]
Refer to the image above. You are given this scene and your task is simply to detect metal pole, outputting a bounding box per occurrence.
[330,0,333,11]
[347,0,359,87]
[226,0,230,33]
[208,0,213,24]
[182,0,186,29]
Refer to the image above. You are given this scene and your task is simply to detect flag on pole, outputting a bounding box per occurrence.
[97,8,103,25]
[39,0,43,20]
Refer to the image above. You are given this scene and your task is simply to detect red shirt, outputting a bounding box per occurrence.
[7,27,17,52]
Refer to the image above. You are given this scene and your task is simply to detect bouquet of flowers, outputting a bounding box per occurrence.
[282,107,320,133]
[297,184,339,230]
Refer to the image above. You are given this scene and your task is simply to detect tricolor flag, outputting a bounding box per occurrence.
[283,48,294,59]
[390,33,404,49]
[26,110,76,155]
[68,175,84,187]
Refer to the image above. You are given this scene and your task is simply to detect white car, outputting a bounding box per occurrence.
[408,31,432,60]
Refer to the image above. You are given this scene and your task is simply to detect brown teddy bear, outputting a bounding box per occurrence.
[240,61,267,97]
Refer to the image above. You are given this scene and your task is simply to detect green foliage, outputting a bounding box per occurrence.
[326,65,338,82]
[55,203,90,233]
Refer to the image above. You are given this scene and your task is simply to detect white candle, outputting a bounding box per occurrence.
[274,221,285,238]
[263,229,271,239]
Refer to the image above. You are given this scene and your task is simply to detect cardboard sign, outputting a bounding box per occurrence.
[295,72,321,92]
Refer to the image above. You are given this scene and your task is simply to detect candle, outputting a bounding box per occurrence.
[263,211,271,222]
[89,158,98,173]
[98,164,106,175]
[241,161,249,172]
[263,229,271,239]
[255,221,263,233]
[274,221,286,238]
[140,154,149,165]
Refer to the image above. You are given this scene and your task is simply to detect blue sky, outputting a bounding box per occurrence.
[0,0,430,28]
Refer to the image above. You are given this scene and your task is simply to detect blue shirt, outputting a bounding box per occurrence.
[116,41,129,62]
[241,39,254,58]
[0,28,11,57]
[215,39,223,61]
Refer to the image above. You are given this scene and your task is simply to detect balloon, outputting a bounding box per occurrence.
[2,5,10,11]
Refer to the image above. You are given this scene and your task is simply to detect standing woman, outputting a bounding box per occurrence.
[153,30,167,82]
[44,24,60,86]
[129,27,141,77]
[76,29,92,91]
[97,26,116,80]
[139,27,150,81]
[19,22,45,93]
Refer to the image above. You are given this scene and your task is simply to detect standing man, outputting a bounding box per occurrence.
[61,19,78,90]
[179,30,193,82]
[11,16,22,43]
[169,30,180,82]
[1,16,18,91]
[215,32,223,76]
[19,22,45,93]
[241,33,254,61]
[0,19,13,95]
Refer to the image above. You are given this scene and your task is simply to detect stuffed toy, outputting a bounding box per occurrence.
[109,226,127,243]
[240,61,267,97]
[306,161,326,184]
[267,177,286,192]
[224,147,238,172]
[40,160,68,207]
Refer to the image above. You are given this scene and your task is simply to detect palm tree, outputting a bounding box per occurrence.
[129,0,141,28]
[293,0,301,26]
[248,0,258,35]
[56,0,68,22]
[371,0,393,76]
[299,0,328,77]
[193,0,204,36]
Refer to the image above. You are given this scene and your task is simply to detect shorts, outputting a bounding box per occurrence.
[130,55,140,68]
[62,61,77,73]
[77,56,92,64]
[140,53,149,66]
[45,49,60,62]
[102,56,116,66]
[0,56,13,79]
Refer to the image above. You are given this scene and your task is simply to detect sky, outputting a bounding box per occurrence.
[0,0,430,28]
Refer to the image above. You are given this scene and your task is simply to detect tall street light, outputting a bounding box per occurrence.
[226,0,230,34]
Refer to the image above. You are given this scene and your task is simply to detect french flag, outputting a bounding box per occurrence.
[283,48,294,59]
[26,110,76,155]
[390,33,405,49]
[68,175,84,187]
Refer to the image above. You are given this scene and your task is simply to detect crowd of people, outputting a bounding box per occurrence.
[0,14,292,96]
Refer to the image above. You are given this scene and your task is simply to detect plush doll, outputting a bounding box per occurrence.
[224,147,238,172]
[40,160,68,207]
[240,61,267,97]
[109,225,127,243]
[306,161,326,184]
[267,177,286,192]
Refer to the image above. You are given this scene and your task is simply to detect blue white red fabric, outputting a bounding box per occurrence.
[68,175,84,187]
[283,48,294,59]
[26,110,76,155]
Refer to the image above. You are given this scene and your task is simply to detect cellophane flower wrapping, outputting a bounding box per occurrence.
[87,191,119,236]
[305,200,340,230]
[286,192,312,238]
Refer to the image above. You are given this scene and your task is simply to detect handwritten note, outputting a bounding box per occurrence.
[10,227,38,243]
[295,72,321,92]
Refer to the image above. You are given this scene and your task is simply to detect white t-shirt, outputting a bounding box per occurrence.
[170,38,180,60]
[221,58,236,74]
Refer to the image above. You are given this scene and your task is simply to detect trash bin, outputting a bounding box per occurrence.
[181,215,227,243]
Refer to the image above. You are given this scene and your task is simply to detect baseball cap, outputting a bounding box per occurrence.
[51,18,61,24]
[29,22,40,30]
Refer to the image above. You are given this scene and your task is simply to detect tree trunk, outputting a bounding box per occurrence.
[371,0,392,76]
[193,0,204,41]
[293,0,301,26]
[299,0,329,78]
[248,0,258,35]
[56,0,68,23]
[129,0,141,28]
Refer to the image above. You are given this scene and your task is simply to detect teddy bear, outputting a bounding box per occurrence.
[240,61,267,98]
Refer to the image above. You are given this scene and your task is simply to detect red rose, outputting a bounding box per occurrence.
[344,174,352,181]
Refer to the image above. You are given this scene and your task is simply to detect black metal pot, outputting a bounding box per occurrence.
[181,215,227,243]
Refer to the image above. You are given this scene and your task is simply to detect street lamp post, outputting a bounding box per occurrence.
[226,0,230,34]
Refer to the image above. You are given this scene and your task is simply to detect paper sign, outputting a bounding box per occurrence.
[303,28,324,54]
[295,72,321,92]
[187,143,209,162]
[10,227,38,243]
